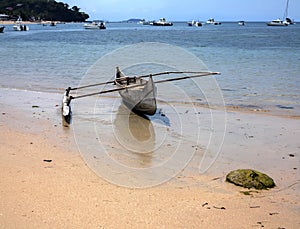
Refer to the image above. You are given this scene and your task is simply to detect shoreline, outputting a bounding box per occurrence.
[0,87,299,227]
[0,20,68,25]
[2,86,300,120]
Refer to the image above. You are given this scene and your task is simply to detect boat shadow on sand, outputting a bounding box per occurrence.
[114,104,170,142]
[112,104,171,165]
[113,104,156,167]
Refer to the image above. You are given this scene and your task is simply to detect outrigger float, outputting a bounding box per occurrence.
[62,67,220,126]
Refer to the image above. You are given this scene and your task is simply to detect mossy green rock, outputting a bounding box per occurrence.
[226,169,275,190]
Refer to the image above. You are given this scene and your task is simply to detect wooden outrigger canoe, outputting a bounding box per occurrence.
[61,67,220,126]
[115,67,157,115]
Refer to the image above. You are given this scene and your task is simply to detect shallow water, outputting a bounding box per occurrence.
[1,22,299,115]
[1,21,299,187]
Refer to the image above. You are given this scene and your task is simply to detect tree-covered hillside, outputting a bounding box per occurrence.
[0,0,89,22]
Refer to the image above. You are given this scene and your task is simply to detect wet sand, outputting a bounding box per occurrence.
[0,88,299,228]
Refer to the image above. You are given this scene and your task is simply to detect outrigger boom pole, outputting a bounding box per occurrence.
[69,71,219,91]
[71,82,148,100]
[69,71,220,100]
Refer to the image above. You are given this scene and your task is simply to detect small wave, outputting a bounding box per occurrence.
[221,88,236,92]
[276,105,294,110]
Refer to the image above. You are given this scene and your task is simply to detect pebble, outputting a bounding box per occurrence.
[43,159,52,163]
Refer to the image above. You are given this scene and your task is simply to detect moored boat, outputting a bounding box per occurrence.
[151,18,173,26]
[238,21,245,26]
[284,17,295,25]
[115,67,157,116]
[188,20,202,27]
[266,19,288,26]
[50,21,56,26]
[13,24,29,31]
[13,17,29,31]
[206,18,221,25]
[283,0,295,24]
[83,20,106,29]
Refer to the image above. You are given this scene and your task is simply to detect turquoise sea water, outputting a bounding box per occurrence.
[1,22,300,115]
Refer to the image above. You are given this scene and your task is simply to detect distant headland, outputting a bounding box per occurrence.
[0,0,89,22]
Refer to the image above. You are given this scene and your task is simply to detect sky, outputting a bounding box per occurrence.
[63,0,300,22]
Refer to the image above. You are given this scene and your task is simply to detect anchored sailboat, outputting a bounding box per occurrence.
[267,0,295,26]
[283,0,295,25]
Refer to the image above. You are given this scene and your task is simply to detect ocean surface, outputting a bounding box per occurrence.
[1,22,300,116]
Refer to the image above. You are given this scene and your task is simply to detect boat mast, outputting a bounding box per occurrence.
[283,0,289,19]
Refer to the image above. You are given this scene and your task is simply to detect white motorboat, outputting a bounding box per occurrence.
[83,20,106,29]
[13,17,29,31]
[151,18,173,26]
[267,19,288,26]
[13,24,29,31]
[206,18,221,25]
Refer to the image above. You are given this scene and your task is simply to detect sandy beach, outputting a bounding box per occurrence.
[0,20,60,25]
[0,88,299,228]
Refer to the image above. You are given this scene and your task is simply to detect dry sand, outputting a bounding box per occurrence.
[0,88,299,228]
